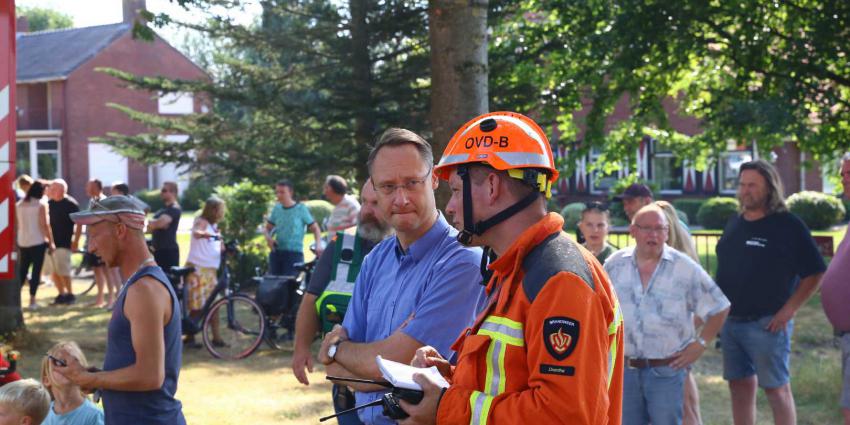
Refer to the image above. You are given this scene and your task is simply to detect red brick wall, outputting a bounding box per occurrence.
[63,30,207,201]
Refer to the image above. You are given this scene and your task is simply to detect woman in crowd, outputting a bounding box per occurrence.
[656,199,704,425]
[16,180,54,310]
[183,197,227,348]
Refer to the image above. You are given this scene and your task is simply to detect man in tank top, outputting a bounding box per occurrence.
[55,195,186,424]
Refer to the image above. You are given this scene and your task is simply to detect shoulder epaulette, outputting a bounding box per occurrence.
[522,232,594,302]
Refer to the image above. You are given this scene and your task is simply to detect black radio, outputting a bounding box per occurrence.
[319,376,424,421]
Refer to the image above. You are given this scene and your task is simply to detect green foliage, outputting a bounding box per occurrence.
[134,189,164,212]
[786,191,846,231]
[181,179,218,211]
[675,209,689,226]
[214,180,273,251]
[99,0,431,191]
[230,237,269,287]
[697,197,739,229]
[16,6,73,32]
[491,1,850,176]
[304,199,334,231]
[560,202,586,231]
[672,198,706,225]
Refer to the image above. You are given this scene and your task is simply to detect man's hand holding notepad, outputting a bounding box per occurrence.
[376,355,450,390]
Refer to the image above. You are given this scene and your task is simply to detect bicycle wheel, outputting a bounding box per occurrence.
[202,295,266,360]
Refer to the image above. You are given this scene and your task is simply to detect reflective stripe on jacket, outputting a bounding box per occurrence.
[437,213,624,425]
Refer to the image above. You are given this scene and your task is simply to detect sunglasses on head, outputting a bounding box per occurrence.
[46,354,66,367]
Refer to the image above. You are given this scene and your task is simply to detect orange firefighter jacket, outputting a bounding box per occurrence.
[436,213,624,424]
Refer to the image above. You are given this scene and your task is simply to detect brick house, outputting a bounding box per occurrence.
[14,0,206,202]
[553,94,827,204]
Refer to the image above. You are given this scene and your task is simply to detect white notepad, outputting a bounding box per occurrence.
[376,355,450,390]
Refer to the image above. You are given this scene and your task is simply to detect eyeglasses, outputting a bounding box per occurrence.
[634,224,669,235]
[373,169,432,196]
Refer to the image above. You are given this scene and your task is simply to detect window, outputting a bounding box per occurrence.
[158,92,194,115]
[653,153,683,193]
[719,151,753,194]
[16,138,60,179]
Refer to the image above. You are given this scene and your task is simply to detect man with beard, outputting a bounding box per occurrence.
[292,180,392,424]
[56,195,185,424]
[716,159,825,425]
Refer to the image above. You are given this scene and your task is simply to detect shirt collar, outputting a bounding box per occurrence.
[392,212,449,261]
[623,244,675,262]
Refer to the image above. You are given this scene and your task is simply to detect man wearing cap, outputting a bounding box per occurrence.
[399,112,624,425]
[619,183,654,221]
[56,196,186,424]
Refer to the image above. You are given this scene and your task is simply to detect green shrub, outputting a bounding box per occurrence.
[608,201,629,226]
[843,198,850,222]
[786,191,846,230]
[560,202,586,231]
[305,199,334,231]
[672,198,705,224]
[134,189,164,212]
[181,179,217,211]
[697,197,739,229]
[215,180,273,248]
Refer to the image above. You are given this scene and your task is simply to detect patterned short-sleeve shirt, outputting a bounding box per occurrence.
[604,245,730,359]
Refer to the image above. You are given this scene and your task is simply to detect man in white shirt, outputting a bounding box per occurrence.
[604,204,730,425]
[324,175,360,233]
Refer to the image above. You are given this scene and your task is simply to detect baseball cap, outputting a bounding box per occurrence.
[616,183,653,200]
[70,195,147,230]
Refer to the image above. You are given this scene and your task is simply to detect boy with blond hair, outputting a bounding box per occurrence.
[0,378,50,425]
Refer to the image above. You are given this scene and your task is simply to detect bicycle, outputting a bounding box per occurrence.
[165,239,267,360]
[252,259,316,351]
[72,250,97,296]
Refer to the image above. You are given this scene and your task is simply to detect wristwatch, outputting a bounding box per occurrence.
[328,340,344,360]
[695,336,707,348]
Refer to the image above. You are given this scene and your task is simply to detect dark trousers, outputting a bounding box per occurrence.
[154,248,180,273]
[19,243,48,297]
[268,250,303,277]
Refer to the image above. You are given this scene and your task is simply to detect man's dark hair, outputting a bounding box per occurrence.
[111,182,130,196]
[367,128,433,173]
[89,179,103,190]
[276,179,294,194]
[325,175,348,195]
[582,202,610,218]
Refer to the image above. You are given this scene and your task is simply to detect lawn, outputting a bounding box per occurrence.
[4,226,847,424]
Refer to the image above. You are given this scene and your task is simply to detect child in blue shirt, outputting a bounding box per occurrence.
[41,341,104,425]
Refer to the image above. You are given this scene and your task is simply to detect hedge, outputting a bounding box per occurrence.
[786,191,846,230]
[672,198,705,225]
[560,202,586,231]
[697,197,739,229]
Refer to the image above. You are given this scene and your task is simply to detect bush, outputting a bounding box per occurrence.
[675,209,689,226]
[672,198,705,224]
[215,180,273,248]
[181,179,217,211]
[560,202,586,231]
[133,189,164,212]
[608,201,629,226]
[787,191,846,230]
[697,197,739,229]
[305,199,334,231]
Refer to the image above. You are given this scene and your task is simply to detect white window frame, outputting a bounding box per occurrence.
[718,150,753,195]
[16,136,62,180]
[158,92,194,115]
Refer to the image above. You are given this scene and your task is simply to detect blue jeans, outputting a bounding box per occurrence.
[268,249,304,277]
[721,314,793,389]
[332,384,364,425]
[623,365,686,425]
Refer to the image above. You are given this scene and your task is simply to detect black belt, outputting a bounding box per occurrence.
[728,315,767,322]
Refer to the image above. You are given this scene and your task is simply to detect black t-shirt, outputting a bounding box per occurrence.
[306,236,377,296]
[48,197,79,248]
[152,204,182,251]
[715,211,826,317]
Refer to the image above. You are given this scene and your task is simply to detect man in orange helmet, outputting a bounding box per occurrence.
[399,112,624,425]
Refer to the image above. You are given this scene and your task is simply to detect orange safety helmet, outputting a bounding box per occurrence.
[434,111,559,198]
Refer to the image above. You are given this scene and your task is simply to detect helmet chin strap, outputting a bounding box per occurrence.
[456,165,542,283]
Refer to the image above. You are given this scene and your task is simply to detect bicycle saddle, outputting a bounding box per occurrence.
[169,266,196,278]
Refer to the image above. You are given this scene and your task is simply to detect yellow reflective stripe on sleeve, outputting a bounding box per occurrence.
[609,301,623,335]
[607,301,623,388]
[469,391,494,425]
[608,336,618,389]
[477,315,524,399]
[479,316,524,347]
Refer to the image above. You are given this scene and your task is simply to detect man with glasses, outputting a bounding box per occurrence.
[147,182,182,272]
[316,128,485,425]
[604,204,729,425]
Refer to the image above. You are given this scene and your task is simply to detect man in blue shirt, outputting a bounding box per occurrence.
[264,179,324,276]
[317,128,485,425]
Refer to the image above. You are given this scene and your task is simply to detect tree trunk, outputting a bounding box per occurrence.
[0,275,23,334]
[428,0,489,209]
[350,0,376,185]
